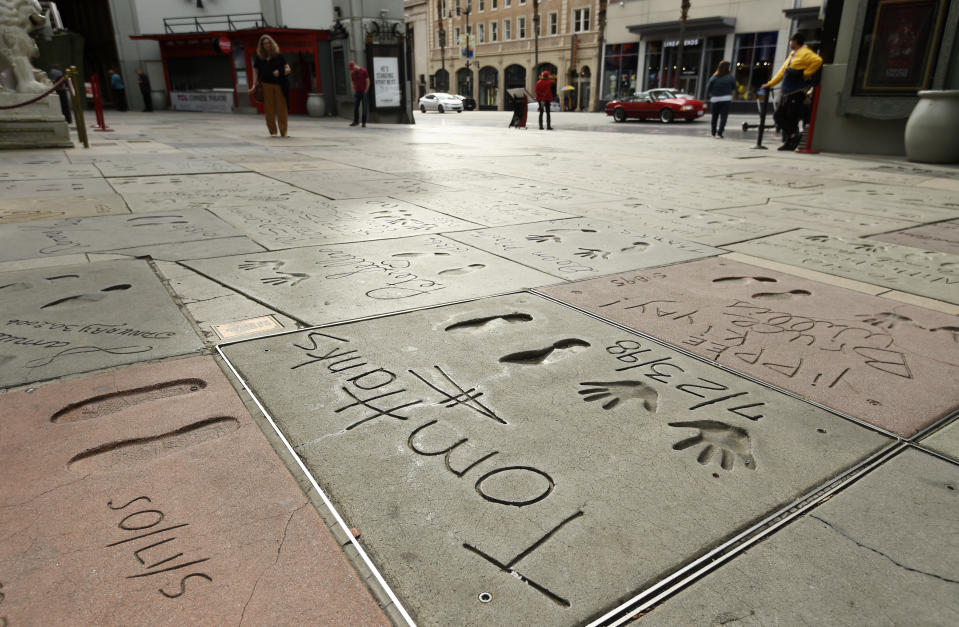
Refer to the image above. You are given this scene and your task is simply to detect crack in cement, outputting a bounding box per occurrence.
[810,514,959,585]
[237,502,308,626]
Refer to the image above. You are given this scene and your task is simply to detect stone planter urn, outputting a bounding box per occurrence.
[905,90,959,163]
[306,92,326,117]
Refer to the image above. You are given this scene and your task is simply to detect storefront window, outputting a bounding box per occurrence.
[457,67,473,98]
[733,31,777,100]
[479,66,498,109]
[601,43,638,100]
[435,68,450,91]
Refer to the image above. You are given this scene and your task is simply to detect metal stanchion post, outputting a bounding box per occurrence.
[797,85,821,154]
[90,74,113,132]
[752,88,770,150]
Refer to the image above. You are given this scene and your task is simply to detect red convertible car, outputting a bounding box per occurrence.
[606,90,707,123]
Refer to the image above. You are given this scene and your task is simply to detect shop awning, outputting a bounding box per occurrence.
[627,16,736,38]
[783,7,821,20]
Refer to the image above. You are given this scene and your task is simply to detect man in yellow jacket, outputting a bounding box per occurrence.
[763,33,823,151]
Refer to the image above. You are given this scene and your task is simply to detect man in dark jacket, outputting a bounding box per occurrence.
[535,71,554,130]
[136,69,153,112]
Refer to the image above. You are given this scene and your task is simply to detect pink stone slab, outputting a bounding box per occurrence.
[0,356,388,626]
[872,220,959,255]
[539,257,959,436]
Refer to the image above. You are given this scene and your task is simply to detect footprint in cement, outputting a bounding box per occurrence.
[578,380,659,412]
[52,379,207,423]
[712,276,778,285]
[445,313,533,333]
[438,264,486,277]
[0,274,79,293]
[392,252,452,258]
[751,289,812,301]
[499,339,591,365]
[40,284,132,309]
[67,417,239,474]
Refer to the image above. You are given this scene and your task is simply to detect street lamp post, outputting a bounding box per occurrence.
[533,0,540,71]
[675,0,690,91]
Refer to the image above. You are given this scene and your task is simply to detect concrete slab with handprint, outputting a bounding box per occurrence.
[219,292,889,626]
[776,185,959,223]
[0,260,201,388]
[445,218,723,280]
[0,209,241,262]
[872,219,959,256]
[397,190,572,227]
[577,202,791,246]
[729,230,959,304]
[721,203,917,238]
[182,235,556,325]
[207,197,479,249]
[539,257,959,436]
[641,449,959,626]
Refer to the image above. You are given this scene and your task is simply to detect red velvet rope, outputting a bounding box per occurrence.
[0,77,69,110]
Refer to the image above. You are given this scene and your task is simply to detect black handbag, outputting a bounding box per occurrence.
[252,83,264,103]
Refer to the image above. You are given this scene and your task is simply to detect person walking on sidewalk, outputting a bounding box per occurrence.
[47,65,71,124]
[136,69,153,112]
[762,33,822,151]
[349,62,370,127]
[109,69,127,111]
[536,71,554,130]
[705,60,735,138]
[252,35,291,137]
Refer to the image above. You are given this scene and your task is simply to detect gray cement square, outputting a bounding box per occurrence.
[106,172,289,195]
[920,420,959,461]
[0,195,129,224]
[2,178,115,199]
[721,203,918,237]
[103,236,267,261]
[0,209,241,262]
[872,220,959,255]
[714,170,852,190]
[208,198,479,249]
[182,235,556,324]
[0,259,201,388]
[729,230,959,304]
[577,203,791,246]
[539,257,959,436]
[0,164,102,181]
[401,191,573,226]
[219,292,889,626]
[94,158,248,178]
[446,218,723,279]
[640,448,959,627]
[777,185,959,222]
[275,174,457,200]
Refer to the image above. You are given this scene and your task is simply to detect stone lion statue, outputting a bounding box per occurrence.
[0,0,51,93]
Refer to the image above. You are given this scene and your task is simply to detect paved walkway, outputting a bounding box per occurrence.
[1,110,957,626]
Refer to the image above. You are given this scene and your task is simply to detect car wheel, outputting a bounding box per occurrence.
[613,108,626,123]
[420,105,426,113]
[659,108,674,123]
[457,110,462,113]
[438,104,445,113]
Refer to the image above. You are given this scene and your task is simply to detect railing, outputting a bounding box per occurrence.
[163,12,270,34]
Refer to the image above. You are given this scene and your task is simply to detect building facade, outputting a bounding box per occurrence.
[55,0,406,118]
[603,0,824,108]
[410,0,602,111]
